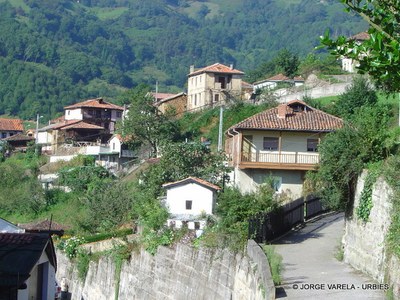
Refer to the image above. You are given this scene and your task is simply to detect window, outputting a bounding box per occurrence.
[307,139,319,152]
[263,137,279,150]
[112,143,116,150]
[1,133,6,138]
[67,110,70,115]
[194,94,197,106]
[116,111,122,118]
[186,200,192,210]
[214,94,219,102]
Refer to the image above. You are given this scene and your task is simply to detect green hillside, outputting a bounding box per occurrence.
[0,0,366,120]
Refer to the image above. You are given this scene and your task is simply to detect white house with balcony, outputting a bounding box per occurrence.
[187,63,244,111]
[162,177,221,230]
[225,99,343,198]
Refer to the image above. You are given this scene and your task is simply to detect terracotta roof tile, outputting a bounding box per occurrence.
[64,97,123,110]
[163,176,221,191]
[189,63,244,76]
[61,121,105,130]
[151,92,177,102]
[2,133,34,141]
[0,118,24,131]
[228,100,343,132]
[18,220,67,231]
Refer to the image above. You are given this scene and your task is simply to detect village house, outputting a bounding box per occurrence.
[0,219,57,300]
[225,99,343,199]
[341,31,370,73]
[0,118,24,139]
[253,73,305,92]
[38,97,124,154]
[162,177,221,230]
[187,63,244,111]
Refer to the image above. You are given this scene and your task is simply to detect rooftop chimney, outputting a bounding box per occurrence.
[277,104,287,119]
[230,64,234,70]
[190,65,195,73]
[97,97,103,103]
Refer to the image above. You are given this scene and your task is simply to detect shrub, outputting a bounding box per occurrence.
[263,245,283,285]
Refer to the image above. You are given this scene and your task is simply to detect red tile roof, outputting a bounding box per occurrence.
[242,81,254,89]
[350,32,370,41]
[189,63,244,76]
[0,118,24,132]
[163,176,221,191]
[61,121,105,130]
[151,92,177,102]
[64,97,124,111]
[2,133,34,142]
[228,100,343,132]
[18,220,67,232]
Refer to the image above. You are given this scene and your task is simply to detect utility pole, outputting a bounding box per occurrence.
[217,105,224,152]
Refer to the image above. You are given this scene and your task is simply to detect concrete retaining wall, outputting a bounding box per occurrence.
[57,240,275,300]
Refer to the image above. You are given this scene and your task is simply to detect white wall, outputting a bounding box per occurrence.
[166,183,215,215]
[37,131,53,145]
[65,108,83,120]
[109,136,121,153]
[18,251,56,300]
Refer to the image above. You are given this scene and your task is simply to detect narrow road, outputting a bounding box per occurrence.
[273,212,385,299]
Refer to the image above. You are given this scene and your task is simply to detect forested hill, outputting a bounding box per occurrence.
[0,0,366,120]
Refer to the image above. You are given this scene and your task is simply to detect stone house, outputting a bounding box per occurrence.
[162,177,221,230]
[0,118,24,139]
[154,92,187,117]
[225,99,343,198]
[187,63,244,111]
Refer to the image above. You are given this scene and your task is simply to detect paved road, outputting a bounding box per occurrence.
[273,212,386,300]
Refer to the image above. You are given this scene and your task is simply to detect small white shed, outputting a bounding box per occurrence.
[162,177,221,230]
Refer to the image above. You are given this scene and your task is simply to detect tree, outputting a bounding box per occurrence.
[320,0,400,92]
[120,84,180,157]
[274,49,299,78]
[334,76,378,118]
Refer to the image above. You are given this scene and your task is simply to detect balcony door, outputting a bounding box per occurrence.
[242,135,253,162]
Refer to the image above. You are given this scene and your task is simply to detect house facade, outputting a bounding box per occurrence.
[162,177,221,230]
[187,63,244,111]
[225,100,343,198]
[0,118,24,139]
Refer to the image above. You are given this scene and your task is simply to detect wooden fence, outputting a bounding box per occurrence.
[248,196,326,243]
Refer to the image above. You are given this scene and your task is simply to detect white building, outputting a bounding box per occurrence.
[162,177,221,230]
[341,32,370,73]
[253,73,304,92]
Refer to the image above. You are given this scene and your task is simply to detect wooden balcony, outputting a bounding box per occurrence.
[240,151,319,170]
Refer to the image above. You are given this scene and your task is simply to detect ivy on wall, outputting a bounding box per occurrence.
[356,167,380,222]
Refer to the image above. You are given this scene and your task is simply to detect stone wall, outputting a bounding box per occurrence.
[56,240,275,300]
[342,171,400,298]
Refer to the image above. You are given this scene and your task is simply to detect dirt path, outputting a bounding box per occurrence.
[273,212,386,299]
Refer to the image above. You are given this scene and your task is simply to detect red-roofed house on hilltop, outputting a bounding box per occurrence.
[225,100,343,198]
[187,63,244,111]
[0,118,24,139]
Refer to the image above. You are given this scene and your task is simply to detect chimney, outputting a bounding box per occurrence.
[277,104,287,119]
[97,97,103,104]
[190,65,195,73]
[230,64,234,70]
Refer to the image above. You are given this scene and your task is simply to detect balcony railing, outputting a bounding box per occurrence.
[241,151,319,170]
